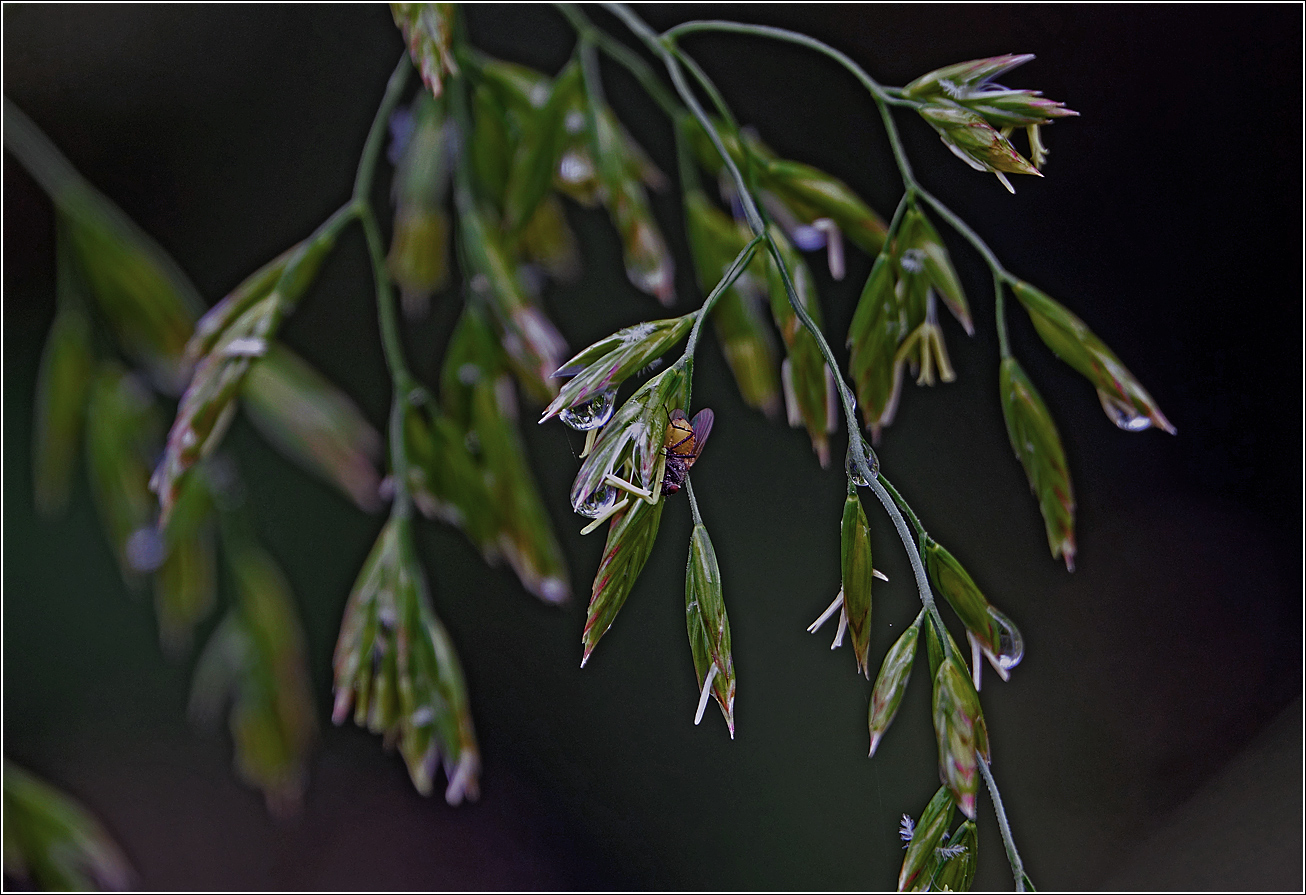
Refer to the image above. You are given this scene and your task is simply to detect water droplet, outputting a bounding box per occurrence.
[987,607,1024,671]
[846,438,880,486]
[559,389,617,431]
[572,483,618,518]
[1098,389,1152,431]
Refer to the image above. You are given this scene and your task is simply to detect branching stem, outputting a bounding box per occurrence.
[354,53,416,520]
[866,474,955,666]
[354,55,411,206]
[606,6,1030,885]
[660,19,1025,364]
[610,4,946,667]
[555,3,682,119]
[604,5,882,568]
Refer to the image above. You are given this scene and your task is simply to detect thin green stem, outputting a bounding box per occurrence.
[353,52,417,520]
[662,20,1028,369]
[682,234,764,361]
[875,96,918,191]
[672,68,765,232]
[608,9,946,670]
[669,49,765,202]
[609,10,1029,887]
[664,21,885,99]
[665,35,868,468]
[306,201,360,250]
[354,55,412,205]
[606,5,764,234]
[555,3,683,119]
[661,20,919,190]
[684,477,705,527]
[360,205,414,521]
[994,272,1012,359]
[879,85,930,108]
[883,192,913,251]
[876,473,926,543]
[865,474,955,665]
[552,6,696,192]
[608,4,879,545]
[667,48,744,147]
[262,200,357,351]
[446,49,477,212]
[914,187,1016,359]
[915,189,1007,277]
[763,233,846,396]
[358,207,412,391]
[981,757,1034,891]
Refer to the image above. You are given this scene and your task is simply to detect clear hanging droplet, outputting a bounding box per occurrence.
[1098,389,1152,432]
[846,438,880,487]
[572,483,618,519]
[986,607,1025,672]
[559,389,618,431]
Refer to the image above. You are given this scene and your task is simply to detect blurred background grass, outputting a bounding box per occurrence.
[4,4,1300,889]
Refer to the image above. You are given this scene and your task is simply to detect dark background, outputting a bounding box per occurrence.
[4,4,1301,890]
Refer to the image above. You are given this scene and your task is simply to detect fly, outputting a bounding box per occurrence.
[661,408,713,494]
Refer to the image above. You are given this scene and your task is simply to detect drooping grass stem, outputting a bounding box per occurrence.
[354,53,415,520]
[682,235,765,361]
[554,3,682,120]
[606,7,1029,885]
[660,18,1024,364]
[981,757,1034,891]
[354,55,412,210]
[684,477,705,528]
[604,3,881,559]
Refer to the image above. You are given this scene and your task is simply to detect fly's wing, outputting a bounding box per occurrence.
[688,408,714,460]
